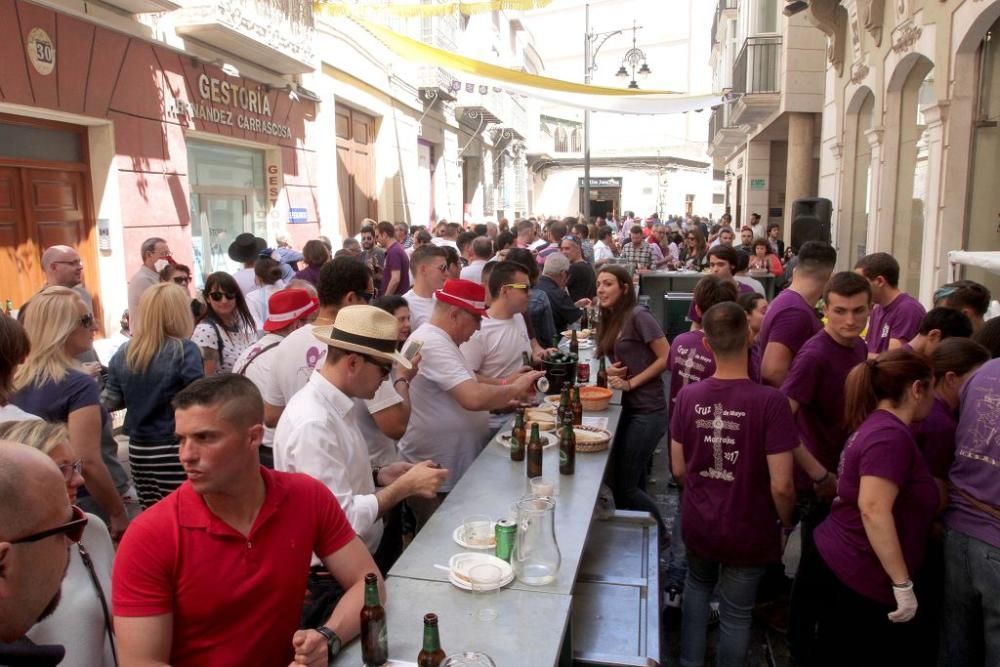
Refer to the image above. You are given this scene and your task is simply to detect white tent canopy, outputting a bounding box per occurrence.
[948,250,1000,277]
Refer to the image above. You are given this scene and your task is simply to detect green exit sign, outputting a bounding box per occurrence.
[750,178,766,190]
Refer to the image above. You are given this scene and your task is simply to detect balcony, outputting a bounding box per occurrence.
[711,0,737,48]
[174,0,315,75]
[730,36,781,127]
[103,0,180,12]
[707,97,744,160]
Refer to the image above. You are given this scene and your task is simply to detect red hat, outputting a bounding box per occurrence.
[264,288,319,332]
[434,278,488,317]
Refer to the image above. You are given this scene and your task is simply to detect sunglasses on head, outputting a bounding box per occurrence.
[78,314,95,329]
[208,291,237,302]
[11,505,88,545]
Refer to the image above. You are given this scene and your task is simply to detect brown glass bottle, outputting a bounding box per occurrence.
[570,329,579,357]
[510,409,526,462]
[596,356,608,388]
[571,386,583,426]
[416,613,446,667]
[527,422,543,479]
[559,422,576,475]
[361,573,388,666]
[557,384,571,424]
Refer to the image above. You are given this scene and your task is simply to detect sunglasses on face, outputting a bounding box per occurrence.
[502,283,529,291]
[79,314,95,329]
[11,505,88,545]
[208,291,237,302]
[359,353,393,377]
[58,460,83,482]
[172,276,192,286]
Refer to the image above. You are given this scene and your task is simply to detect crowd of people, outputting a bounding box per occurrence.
[0,211,998,667]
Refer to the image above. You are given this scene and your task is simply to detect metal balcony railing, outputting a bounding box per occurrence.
[732,36,781,95]
[708,98,737,143]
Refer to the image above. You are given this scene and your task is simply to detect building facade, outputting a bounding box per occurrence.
[0,0,319,328]
[707,0,829,240]
[807,0,1000,302]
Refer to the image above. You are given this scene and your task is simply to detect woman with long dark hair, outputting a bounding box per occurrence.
[794,349,939,665]
[246,256,286,334]
[676,228,708,271]
[191,272,257,374]
[596,264,669,528]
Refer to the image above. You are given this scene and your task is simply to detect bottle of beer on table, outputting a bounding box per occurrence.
[510,409,526,462]
[527,422,543,479]
[581,306,589,330]
[570,329,579,357]
[417,613,446,667]
[571,386,583,426]
[361,573,388,666]
[596,357,608,389]
[557,384,571,424]
[559,420,576,475]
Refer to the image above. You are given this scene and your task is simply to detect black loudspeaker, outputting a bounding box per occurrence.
[790,198,832,249]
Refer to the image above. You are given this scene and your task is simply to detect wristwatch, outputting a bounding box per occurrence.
[314,626,342,661]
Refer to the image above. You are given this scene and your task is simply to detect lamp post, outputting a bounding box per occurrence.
[582,6,651,222]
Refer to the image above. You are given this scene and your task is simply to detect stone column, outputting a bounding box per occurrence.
[918,101,950,304]
[783,112,817,246]
[863,126,884,254]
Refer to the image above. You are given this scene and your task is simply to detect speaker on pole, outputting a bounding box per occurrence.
[790,197,832,249]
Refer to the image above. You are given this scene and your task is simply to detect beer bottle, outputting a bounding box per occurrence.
[557,383,570,424]
[581,306,589,330]
[571,386,583,426]
[559,421,575,475]
[361,573,388,666]
[596,356,608,389]
[570,330,579,357]
[510,409,526,462]
[416,613,446,667]
[527,423,543,479]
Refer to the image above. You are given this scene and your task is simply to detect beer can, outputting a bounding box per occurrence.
[577,361,590,384]
[494,520,516,562]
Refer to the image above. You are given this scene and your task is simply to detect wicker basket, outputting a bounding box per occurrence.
[579,386,613,412]
[574,425,612,452]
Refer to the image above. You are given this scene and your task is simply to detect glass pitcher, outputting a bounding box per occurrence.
[512,496,561,586]
[441,651,496,666]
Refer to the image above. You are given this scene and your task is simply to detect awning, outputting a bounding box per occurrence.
[948,251,1000,275]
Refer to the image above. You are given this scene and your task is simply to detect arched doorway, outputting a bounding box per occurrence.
[843,87,875,268]
[965,16,1000,297]
[890,56,935,297]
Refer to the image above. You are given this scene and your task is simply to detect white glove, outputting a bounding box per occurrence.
[887,580,917,623]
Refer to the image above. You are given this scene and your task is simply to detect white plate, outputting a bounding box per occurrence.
[494,430,557,449]
[447,553,514,590]
[453,522,497,550]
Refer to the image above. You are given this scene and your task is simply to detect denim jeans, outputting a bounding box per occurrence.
[611,410,666,529]
[680,550,765,667]
[664,490,687,591]
[940,527,1000,667]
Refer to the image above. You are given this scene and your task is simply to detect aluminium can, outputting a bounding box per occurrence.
[494,520,516,562]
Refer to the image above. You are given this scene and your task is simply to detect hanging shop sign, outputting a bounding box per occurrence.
[167,74,293,139]
[578,177,623,189]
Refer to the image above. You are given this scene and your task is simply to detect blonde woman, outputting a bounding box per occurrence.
[104,283,203,507]
[10,286,129,539]
[0,419,116,667]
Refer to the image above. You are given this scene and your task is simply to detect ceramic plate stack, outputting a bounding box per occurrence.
[447,553,514,590]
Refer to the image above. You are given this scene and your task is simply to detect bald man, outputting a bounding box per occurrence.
[0,441,77,665]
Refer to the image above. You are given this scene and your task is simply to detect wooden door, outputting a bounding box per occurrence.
[0,167,30,304]
[335,105,377,237]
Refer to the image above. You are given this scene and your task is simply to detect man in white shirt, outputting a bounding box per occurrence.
[459,237,493,284]
[593,226,616,267]
[127,237,171,334]
[749,212,766,241]
[261,258,415,451]
[233,287,318,467]
[399,279,544,526]
[460,262,549,432]
[274,305,447,560]
[402,245,448,330]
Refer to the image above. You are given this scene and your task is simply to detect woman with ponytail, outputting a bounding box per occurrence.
[793,348,939,666]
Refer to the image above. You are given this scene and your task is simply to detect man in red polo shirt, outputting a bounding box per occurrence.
[112,375,378,666]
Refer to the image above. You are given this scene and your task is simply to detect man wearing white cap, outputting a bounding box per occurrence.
[399,279,544,526]
[274,306,448,612]
[233,288,319,468]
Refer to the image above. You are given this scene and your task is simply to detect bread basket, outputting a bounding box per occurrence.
[579,386,613,412]
[573,425,612,452]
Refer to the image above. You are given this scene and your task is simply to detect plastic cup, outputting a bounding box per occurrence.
[462,515,494,548]
[530,476,555,498]
[468,563,502,621]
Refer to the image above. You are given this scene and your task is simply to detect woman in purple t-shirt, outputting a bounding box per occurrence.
[596,265,669,529]
[797,349,939,665]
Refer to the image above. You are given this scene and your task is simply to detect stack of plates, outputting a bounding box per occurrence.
[447,553,514,590]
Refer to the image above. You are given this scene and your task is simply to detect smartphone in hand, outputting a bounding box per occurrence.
[403,339,423,361]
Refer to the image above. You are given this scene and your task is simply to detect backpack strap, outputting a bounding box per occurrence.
[237,340,282,376]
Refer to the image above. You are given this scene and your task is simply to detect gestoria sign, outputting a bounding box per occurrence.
[197,74,272,117]
[167,73,294,139]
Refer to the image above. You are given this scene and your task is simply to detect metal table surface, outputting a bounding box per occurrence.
[389,404,622,596]
[333,577,573,667]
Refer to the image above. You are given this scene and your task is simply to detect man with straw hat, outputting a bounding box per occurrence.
[274,305,448,620]
[398,279,544,527]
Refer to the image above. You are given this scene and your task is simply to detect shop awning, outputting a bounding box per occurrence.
[948,250,1000,275]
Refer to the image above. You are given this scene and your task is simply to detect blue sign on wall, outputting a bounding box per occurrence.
[289,207,309,224]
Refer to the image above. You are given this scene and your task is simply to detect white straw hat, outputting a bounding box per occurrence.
[312,305,411,369]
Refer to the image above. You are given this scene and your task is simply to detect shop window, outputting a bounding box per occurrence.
[571,128,582,152]
[0,122,82,163]
[554,126,568,152]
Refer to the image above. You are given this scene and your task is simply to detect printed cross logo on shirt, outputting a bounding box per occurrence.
[970,391,1000,457]
[695,402,739,482]
[678,344,708,386]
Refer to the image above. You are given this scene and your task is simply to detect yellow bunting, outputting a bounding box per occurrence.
[313,0,554,18]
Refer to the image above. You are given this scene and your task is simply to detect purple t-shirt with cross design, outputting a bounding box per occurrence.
[667,330,715,406]
[670,377,799,566]
[780,329,867,490]
[911,395,957,480]
[758,289,821,374]
[815,410,939,605]
[865,292,925,354]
